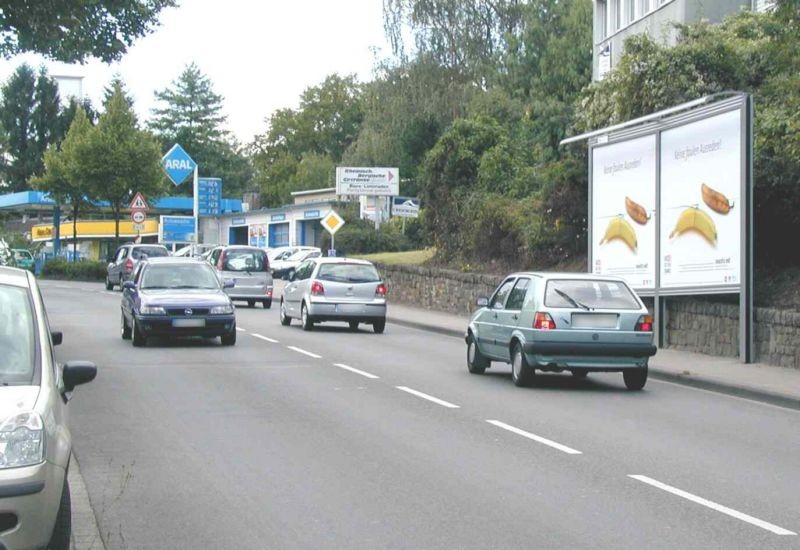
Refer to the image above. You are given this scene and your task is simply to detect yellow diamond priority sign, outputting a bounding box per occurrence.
[321,210,345,235]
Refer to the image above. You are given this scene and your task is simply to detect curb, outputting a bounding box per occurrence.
[387,316,800,411]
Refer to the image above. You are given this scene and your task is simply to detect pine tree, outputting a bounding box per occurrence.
[0,64,36,191]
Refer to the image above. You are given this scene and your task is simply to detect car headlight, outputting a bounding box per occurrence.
[210,304,234,315]
[0,412,44,469]
[140,305,167,315]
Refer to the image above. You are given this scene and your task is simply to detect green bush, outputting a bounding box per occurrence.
[321,217,413,255]
[42,258,107,281]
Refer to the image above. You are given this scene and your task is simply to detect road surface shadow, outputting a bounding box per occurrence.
[478,370,636,393]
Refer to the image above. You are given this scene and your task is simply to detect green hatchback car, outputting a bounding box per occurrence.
[11,250,34,272]
[466,273,657,390]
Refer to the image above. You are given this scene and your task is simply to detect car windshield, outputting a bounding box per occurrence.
[317,263,381,283]
[286,250,310,261]
[0,285,35,386]
[223,249,268,272]
[141,264,221,290]
[131,246,169,260]
[544,279,640,310]
[273,250,295,261]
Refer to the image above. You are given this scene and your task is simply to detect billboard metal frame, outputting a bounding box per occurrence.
[574,93,753,362]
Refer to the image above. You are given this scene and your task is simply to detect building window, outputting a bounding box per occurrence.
[754,0,774,11]
[597,0,608,40]
[626,0,636,23]
[638,0,651,17]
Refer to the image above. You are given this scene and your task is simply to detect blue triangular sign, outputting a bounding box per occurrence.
[162,144,197,186]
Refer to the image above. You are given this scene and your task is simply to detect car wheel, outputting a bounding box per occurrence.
[348,321,359,331]
[48,476,71,550]
[132,318,147,347]
[623,366,648,390]
[121,311,131,340]
[247,300,256,308]
[280,299,291,326]
[105,276,114,291]
[373,319,386,334]
[467,333,489,374]
[511,343,534,387]
[301,303,314,331]
[263,299,272,309]
[572,369,588,379]
[221,326,237,346]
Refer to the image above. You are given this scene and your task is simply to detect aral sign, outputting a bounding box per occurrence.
[336,167,399,196]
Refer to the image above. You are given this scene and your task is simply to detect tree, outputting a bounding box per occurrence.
[78,83,165,246]
[32,66,61,163]
[150,63,252,196]
[33,108,94,259]
[0,0,176,63]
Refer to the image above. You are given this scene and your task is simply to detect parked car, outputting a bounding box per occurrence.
[173,243,217,258]
[121,257,237,346]
[0,266,97,549]
[271,248,322,280]
[11,249,34,272]
[266,246,318,264]
[207,245,274,308]
[466,273,656,390]
[280,257,387,333]
[106,244,170,290]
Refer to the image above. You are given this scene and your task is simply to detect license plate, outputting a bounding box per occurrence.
[172,319,206,328]
[571,313,618,329]
[335,304,364,314]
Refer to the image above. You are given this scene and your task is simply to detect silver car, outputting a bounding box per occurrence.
[0,267,96,549]
[466,273,656,389]
[105,243,169,290]
[208,246,274,308]
[280,258,388,333]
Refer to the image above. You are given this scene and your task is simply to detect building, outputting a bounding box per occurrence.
[593,0,773,80]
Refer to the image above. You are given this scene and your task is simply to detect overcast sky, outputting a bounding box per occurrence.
[0,0,390,143]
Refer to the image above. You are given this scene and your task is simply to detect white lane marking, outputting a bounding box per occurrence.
[56,285,72,289]
[629,475,796,536]
[395,386,460,409]
[287,345,321,359]
[486,420,582,455]
[333,363,379,379]
[251,333,279,344]
[236,327,246,332]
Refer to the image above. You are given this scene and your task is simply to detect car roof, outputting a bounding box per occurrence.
[142,257,205,265]
[128,243,168,249]
[509,271,629,283]
[220,245,264,251]
[0,266,32,287]
[313,257,374,266]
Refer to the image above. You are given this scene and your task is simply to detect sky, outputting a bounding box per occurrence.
[0,0,391,143]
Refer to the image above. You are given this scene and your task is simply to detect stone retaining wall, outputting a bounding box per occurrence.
[378,264,800,369]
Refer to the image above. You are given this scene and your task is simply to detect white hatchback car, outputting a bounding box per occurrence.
[0,267,96,549]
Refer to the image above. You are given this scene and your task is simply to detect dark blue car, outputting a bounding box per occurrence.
[121,257,237,347]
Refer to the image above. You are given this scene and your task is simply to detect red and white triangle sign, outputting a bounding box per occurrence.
[129,192,150,211]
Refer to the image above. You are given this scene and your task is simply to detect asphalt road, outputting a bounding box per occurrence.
[42,281,800,549]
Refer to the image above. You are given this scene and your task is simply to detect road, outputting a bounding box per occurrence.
[42,281,800,549]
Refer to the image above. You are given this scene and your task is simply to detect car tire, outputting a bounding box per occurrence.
[221,327,237,346]
[132,318,147,347]
[263,299,272,309]
[572,369,589,379]
[348,321,359,331]
[301,303,314,331]
[247,300,255,308]
[623,366,648,390]
[121,311,131,340]
[373,319,386,334]
[280,300,291,326]
[105,276,114,291]
[48,476,71,550]
[467,333,489,374]
[511,343,534,387]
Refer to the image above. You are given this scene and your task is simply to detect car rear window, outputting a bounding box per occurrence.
[0,285,35,385]
[131,246,169,259]
[223,249,269,272]
[544,279,640,310]
[317,263,380,283]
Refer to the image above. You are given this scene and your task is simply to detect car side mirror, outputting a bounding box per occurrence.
[122,281,136,291]
[51,331,63,346]
[223,279,235,289]
[476,297,489,308]
[62,361,97,394]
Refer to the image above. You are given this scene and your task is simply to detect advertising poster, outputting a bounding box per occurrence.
[660,109,741,289]
[591,134,657,290]
[257,224,267,248]
[248,225,258,247]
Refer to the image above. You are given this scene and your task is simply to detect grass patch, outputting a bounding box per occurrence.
[355,248,435,266]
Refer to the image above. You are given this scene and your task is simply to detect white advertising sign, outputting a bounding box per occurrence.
[591,134,657,290]
[336,167,399,196]
[660,109,741,289]
[392,197,420,218]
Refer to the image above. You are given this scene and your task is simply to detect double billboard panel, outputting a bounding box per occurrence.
[591,105,744,294]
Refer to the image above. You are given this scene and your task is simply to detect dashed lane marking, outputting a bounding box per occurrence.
[287,345,321,359]
[333,363,379,379]
[395,386,459,409]
[252,333,279,344]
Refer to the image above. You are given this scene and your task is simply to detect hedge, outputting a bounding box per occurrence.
[41,258,107,281]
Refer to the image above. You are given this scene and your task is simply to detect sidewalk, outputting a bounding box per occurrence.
[387,303,800,410]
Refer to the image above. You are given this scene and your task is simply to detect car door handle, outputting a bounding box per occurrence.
[512,314,519,320]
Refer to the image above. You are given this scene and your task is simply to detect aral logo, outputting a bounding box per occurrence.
[164,159,194,170]
[161,144,197,186]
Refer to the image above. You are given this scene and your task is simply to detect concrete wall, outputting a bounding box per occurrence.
[378,264,800,369]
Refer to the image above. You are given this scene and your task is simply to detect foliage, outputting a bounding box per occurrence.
[356,248,435,266]
[41,258,106,281]
[0,0,176,62]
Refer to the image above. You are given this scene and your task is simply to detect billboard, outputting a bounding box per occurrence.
[160,216,196,244]
[336,167,399,196]
[659,109,741,289]
[591,135,656,289]
[249,224,267,248]
[198,177,222,216]
[392,197,420,218]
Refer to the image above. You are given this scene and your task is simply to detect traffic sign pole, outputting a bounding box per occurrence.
[193,165,199,243]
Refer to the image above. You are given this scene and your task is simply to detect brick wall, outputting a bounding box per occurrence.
[378,264,800,369]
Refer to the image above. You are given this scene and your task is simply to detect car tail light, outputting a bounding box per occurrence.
[533,312,556,330]
[217,251,226,270]
[375,283,387,297]
[266,288,273,297]
[310,281,325,296]
[124,258,134,272]
[635,314,654,332]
